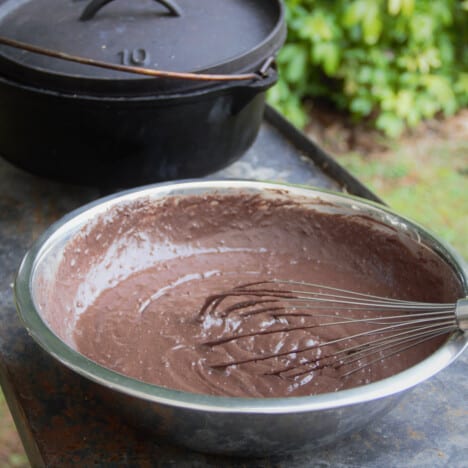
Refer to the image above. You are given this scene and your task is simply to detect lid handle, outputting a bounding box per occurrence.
[80,0,182,21]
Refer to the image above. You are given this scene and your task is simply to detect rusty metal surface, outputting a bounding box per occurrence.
[0,110,466,466]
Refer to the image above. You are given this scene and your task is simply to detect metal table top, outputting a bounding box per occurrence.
[0,107,466,466]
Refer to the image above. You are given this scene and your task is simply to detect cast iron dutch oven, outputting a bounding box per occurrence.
[0,0,286,187]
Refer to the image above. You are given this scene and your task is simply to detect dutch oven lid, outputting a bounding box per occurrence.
[0,0,286,95]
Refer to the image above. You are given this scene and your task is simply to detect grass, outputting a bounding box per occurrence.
[305,104,467,261]
[337,129,467,260]
[0,391,29,467]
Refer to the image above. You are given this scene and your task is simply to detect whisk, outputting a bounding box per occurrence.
[198,280,468,378]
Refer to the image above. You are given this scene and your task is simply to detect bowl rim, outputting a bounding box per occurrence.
[14,179,468,414]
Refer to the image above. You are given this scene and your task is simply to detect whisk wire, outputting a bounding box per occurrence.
[200,280,464,381]
[208,319,455,370]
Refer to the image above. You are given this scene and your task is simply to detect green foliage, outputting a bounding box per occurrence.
[268,0,468,136]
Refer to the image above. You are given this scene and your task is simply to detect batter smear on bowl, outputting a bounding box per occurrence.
[39,192,461,397]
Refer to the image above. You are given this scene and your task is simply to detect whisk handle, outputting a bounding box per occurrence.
[455,298,468,331]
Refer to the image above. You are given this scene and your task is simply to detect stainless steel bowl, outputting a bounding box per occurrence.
[14,180,468,457]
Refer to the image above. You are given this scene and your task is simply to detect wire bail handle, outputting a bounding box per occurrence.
[0,35,276,82]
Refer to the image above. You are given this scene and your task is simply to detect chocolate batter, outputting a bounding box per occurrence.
[36,192,462,397]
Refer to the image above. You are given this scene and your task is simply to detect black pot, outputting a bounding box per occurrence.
[0,0,286,187]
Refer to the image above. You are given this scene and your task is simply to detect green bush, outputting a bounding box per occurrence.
[268,0,468,137]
